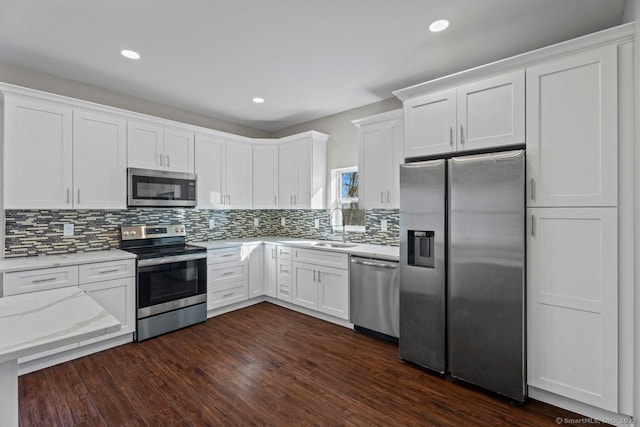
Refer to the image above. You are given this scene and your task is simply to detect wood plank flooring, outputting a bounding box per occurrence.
[19,302,583,426]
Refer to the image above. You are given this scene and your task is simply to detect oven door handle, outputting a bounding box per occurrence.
[137,253,207,267]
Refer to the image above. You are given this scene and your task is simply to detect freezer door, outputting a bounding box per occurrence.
[448,149,525,401]
[399,160,446,373]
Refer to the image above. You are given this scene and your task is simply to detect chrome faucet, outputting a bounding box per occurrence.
[330,207,347,243]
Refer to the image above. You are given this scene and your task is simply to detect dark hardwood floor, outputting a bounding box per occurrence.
[19,302,583,426]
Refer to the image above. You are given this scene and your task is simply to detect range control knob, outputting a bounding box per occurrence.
[180,227,185,232]
[175,227,180,233]
[123,231,130,236]
[131,231,137,236]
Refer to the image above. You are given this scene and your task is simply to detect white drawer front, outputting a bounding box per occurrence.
[277,260,292,280]
[278,281,292,302]
[79,259,135,284]
[4,266,79,296]
[208,247,242,264]
[277,246,292,260]
[208,262,247,291]
[293,248,349,269]
[208,284,248,310]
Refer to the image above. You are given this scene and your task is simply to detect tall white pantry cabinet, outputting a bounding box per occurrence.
[394,24,635,421]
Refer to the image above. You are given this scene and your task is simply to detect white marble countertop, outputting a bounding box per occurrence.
[0,249,136,273]
[0,286,121,363]
[192,237,399,261]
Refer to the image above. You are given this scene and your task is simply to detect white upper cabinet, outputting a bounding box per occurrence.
[195,133,252,209]
[402,70,524,159]
[4,97,73,209]
[128,120,194,173]
[252,144,279,209]
[403,89,456,158]
[73,110,127,209]
[278,142,296,209]
[526,45,617,207]
[4,96,127,209]
[277,132,328,209]
[163,127,195,173]
[354,109,403,209]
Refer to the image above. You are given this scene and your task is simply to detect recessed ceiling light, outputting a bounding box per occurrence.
[121,49,141,60]
[252,97,265,104]
[429,19,450,32]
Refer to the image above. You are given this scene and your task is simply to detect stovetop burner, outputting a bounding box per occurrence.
[119,224,206,260]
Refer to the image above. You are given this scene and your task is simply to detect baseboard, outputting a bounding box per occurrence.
[266,297,354,329]
[206,296,267,318]
[528,386,635,423]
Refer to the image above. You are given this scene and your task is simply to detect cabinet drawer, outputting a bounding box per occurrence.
[207,247,242,264]
[277,281,292,302]
[208,284,248,310]
[293,248,348,269]
[79,259,135,284]
[4,266,79,296]
[208,262,248,290]
[277,260,292,280]
[277,246,292,260]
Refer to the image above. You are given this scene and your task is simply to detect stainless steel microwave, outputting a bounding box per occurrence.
[127,168,197,207]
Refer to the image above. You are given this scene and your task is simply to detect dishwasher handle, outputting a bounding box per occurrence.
[351,258,398,269]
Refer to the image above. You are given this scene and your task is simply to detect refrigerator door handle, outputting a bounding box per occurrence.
[531,178,536,201]
[531,214,535,237]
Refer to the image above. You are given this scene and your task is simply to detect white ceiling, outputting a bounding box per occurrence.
[0,0,626,133]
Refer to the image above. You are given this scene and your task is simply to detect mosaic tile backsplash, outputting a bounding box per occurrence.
[4,209,399,258]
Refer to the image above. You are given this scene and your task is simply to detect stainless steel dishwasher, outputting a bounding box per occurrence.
[350,256,399,341]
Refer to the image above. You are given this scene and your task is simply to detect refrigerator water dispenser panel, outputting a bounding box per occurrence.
[408,230,434,268]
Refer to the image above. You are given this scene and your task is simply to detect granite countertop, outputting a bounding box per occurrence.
[0,249,136,273]
[0,286,121,363]
[192,237,399,261]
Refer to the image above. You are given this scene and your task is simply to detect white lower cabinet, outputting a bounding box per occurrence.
[264,244,277,297]
[291,250,349,320]
[527,207,618,411]
[207,246,249,310]
[79,277,135,346]
[14,258,136,367]
[246,244,264,298]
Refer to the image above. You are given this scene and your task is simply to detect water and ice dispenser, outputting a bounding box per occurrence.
[408,230,434,268]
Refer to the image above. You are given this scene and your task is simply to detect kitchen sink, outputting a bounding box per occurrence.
[312,242,358,248]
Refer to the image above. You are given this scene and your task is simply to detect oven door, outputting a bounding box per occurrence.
[137,255,207,318]
[128,167,197,207]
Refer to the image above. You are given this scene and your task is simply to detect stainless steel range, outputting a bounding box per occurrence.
[121,224,207,341]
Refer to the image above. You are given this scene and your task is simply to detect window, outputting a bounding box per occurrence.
[331,167,365,232]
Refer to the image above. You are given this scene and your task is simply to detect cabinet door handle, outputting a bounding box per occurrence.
[380,191,384,203]
[290,195,293,205]
[99,269,120,275]
[449,127,453,145]
[531,214,535,237]
[531,178,536,201]
[66,188,70,204]
[222,271,235,276]
[166,154,170,168]
[460,125,465,144]
[294,195,297,205]
[159,154,163,167]
[274,195,277,206]
[227,195,231,205]
[272,249,276,259]
[387,191,390,204]
[221,253,235,258]
[223,292,235,298]
[32,277,57,284]
[317,271,321,283]
[313,270,316,281]
[77,189,80,205]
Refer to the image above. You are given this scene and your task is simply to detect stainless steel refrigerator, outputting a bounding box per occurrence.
[399,149,525,402]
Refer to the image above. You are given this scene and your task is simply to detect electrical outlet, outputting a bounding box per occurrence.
[381,220,388,232]
[254,218,260,227]
[281,217,286,226]
[209,219,215,229]
[314,218,320,228]
[63,223,74,237]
